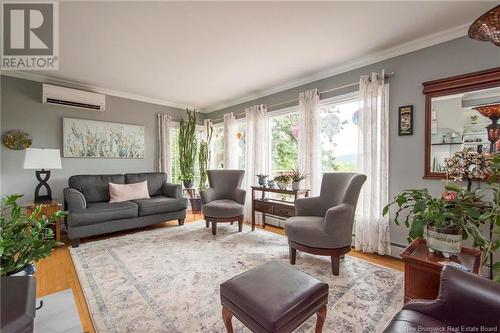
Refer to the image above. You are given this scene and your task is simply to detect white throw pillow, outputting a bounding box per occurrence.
[109,181,150,203]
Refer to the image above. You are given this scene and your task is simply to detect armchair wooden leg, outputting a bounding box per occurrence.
[331,255,340,276]
[238,216,243,232]
[230,222,233,225]
[222,306,234,333]
[289,244,297,265]
[315,306,327,333]
[212,222,217,235]
[206,220,209,228]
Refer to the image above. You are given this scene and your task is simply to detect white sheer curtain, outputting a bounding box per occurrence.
[298,89,321,195]
[157,113,172,181]
[355,72,391,255]
[223,112,238,169]
[244,104,268,224]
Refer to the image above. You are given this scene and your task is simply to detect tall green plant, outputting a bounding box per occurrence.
[0,194,66,276]
[198,121,213,191]
[178,109,198,183]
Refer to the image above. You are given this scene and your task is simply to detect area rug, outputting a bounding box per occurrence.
[70,221,403,333]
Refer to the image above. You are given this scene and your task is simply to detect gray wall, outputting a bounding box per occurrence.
[204,36,500,251]
[0,75,187,203]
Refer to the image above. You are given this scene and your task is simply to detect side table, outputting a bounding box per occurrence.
[24,201,63,243]
[400,238,481,303]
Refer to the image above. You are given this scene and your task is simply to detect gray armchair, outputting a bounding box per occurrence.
[285,172,366,275]
[201,170,246,235]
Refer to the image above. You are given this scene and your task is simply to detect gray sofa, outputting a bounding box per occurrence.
[64,172,187,247]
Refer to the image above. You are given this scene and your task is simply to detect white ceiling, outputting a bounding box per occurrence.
[20,1,497,112]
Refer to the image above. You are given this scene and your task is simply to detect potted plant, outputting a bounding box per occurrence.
[178,109,198,188]
[198,121,213,191]
[256,174,269,187]
[383,148,495,259]
[289,169,307,191]
[1,194,66,311]
[274,174,291,190]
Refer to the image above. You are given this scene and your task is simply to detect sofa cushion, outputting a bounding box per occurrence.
[125,173,166,196]
[133,196,188,216]
[69,201,138,227]
[109,181,150,203]
[285,216,336,248]
[69,174,125,203]
[202,199,244,218]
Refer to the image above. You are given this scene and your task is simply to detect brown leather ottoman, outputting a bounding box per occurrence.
[220,261,329,333]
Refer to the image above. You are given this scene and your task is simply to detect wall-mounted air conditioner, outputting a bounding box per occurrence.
[42,84,106,111]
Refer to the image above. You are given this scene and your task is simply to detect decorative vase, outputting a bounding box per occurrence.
[292,181,301,191]
[277,181,288,190]
[258,176,268,187]
[183,180,193,189]
[188,197,202,214]
[426,225,462,258]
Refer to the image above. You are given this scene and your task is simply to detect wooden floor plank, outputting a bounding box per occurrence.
[35,214,403,332]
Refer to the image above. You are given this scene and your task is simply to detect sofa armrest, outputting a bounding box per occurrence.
[404,266,500,327]
[63,188,86,211]
[162,182,182,198]
[233,188,246,205]
[200,188,217,205]
[295,196,325,216]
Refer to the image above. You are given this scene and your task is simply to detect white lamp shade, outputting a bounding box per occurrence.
[23,148,62,170]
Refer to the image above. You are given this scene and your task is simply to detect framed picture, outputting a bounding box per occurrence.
[398,105,414,136]
[63,118,145,158]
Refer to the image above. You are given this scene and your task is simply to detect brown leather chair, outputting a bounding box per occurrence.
[383,266,500,333]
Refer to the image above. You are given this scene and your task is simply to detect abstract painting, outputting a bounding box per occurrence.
[63,118,145,158]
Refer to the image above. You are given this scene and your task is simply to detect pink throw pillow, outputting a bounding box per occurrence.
[109,181,150,203]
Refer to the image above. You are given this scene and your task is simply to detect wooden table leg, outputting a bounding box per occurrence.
[251,189,256,231]
[315,306,327,333]
[222,306,234,333]
[262,213,266,229]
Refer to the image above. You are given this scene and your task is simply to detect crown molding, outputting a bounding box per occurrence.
[199,23,470,113]
[0,71,196,110]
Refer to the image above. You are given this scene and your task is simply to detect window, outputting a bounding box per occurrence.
[267,93,359,177]
[268,111,299,175]
[210,121,247,170]
[320,96,360,172]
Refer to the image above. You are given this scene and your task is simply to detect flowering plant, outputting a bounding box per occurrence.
[444,148,493,191]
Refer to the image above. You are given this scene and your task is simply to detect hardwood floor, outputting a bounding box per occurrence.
[35,214,403,333]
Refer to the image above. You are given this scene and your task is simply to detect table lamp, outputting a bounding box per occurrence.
[23,148,62,203]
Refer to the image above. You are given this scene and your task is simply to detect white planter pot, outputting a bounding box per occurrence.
[292,181,301,191]
[277,181,288,190]
[426,226,462,257]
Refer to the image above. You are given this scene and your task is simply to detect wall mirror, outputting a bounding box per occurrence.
[423,67,500,179]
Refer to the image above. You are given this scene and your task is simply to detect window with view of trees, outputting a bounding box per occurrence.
[268,96,359,176]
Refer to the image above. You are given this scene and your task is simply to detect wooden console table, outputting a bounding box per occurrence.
[400,238,481,303]
[251,186,310,231]
[24,201,63,243]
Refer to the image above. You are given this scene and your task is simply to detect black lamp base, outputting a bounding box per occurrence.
[34,169,53,204]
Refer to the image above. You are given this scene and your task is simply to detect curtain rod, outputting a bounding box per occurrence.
[210,72,394,122]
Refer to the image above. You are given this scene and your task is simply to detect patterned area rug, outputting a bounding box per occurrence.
[70,221,403,333]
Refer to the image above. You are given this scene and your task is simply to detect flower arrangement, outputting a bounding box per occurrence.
[273,174,291,182]
[444,148,493,191]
